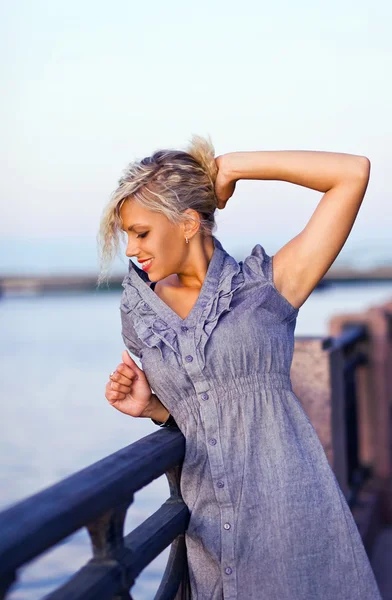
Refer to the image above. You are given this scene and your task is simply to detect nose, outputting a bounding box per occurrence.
[125,238,140,258]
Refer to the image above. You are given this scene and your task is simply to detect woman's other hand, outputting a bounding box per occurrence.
[105,350,154,418]
[214,154,237,209]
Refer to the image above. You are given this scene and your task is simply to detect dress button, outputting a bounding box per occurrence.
[143,302,151,310]
[208,438,217,446]
[224,522,231,530]
[225,567,232,575]
[181,325,189,332]
[201,392,209,401]
[185,355,193,363]
[217,480,224,488]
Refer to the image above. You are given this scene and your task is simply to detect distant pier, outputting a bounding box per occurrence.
[1,266,392,297]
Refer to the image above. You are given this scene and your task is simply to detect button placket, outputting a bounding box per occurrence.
[176,320,237,598]
[179,334,211,396]
[221,505,236,599]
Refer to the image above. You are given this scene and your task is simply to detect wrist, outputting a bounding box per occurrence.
[216,153,238,184]
[152,414,177,428]
[218,151,269,182]
[142,393,170,422]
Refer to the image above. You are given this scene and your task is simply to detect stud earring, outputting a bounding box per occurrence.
[185,237,189,244]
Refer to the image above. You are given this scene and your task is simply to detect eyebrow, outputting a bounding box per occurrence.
[126,223,149,232]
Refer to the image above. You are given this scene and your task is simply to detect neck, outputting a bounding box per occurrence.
[177,235,215,289]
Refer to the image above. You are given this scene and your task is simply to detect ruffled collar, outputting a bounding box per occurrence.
[123,236,238,330]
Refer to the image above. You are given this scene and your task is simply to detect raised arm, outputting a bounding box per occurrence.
[215,150,370,309]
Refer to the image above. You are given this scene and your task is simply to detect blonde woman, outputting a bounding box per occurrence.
[100,138,382,599]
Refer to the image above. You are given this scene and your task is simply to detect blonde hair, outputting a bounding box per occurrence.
[97,135,219,284]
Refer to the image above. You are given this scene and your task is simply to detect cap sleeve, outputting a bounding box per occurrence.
[243,244,299,320]
[243,244,273,282]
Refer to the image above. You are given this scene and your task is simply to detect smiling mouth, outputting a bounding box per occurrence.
[140,258,154,270]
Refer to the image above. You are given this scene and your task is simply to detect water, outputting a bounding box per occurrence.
[1,236,392,276]
[2,282,392,599]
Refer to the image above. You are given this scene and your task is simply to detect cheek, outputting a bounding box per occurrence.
[156,229,182,257]
[154,237,184,275]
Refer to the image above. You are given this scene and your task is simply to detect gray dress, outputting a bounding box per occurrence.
[120,236,382,600]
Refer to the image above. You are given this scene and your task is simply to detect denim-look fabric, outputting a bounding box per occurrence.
[120,236,382,600]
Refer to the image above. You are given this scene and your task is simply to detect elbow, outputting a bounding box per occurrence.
[356,155,371,183]
[336,155,370,194]
[341,155,370,189]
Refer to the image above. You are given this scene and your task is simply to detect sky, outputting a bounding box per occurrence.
[1,0,391,274]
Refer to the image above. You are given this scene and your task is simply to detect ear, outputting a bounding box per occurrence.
[182,208,201,240]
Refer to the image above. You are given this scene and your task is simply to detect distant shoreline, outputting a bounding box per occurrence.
[1,267,392,297]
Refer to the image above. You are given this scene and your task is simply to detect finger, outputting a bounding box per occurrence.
[109,363,137,384]
[111,373,134,387]
[110,381,131,394]
[105,389,126,404]
[122,350,142,372]
[106,380,130,394]
[115,363,139,382]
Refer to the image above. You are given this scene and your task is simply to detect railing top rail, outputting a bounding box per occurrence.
[0,427,185,579]
[323,323,368,351]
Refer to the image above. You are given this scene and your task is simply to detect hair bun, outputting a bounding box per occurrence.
[186,134,218,185]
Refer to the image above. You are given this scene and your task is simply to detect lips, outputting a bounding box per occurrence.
[139,258,154,271]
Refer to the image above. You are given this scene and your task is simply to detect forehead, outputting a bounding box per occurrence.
[119,199,156,228]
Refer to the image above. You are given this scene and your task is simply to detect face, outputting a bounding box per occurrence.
[119,198,188,281]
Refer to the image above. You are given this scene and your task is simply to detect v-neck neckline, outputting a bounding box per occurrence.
[127,236,226,328]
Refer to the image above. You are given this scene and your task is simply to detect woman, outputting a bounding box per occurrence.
[99,137,382,599]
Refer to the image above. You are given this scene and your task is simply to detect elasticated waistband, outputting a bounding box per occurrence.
[210,372,293,394]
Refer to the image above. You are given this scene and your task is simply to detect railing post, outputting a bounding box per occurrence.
[367,308,392,500]
[86,506,133,600]
[86,506,128,561]
[329,310,392,524]
[381,301,392,410]
[86,504,133,600]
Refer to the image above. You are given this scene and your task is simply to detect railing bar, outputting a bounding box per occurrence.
[122,502,189,578]
[43,562,123,600]
[0,429,185,579]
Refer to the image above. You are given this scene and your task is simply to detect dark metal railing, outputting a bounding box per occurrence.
[326,324,372,507]
[0,323,380,598]
[0,428,189,600]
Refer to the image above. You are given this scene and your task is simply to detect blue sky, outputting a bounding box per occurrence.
[1,0,391,272]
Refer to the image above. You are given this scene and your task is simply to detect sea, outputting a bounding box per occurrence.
[1,242,392,599]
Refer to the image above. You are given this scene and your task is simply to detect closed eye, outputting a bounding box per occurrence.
[136,232,148,239]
